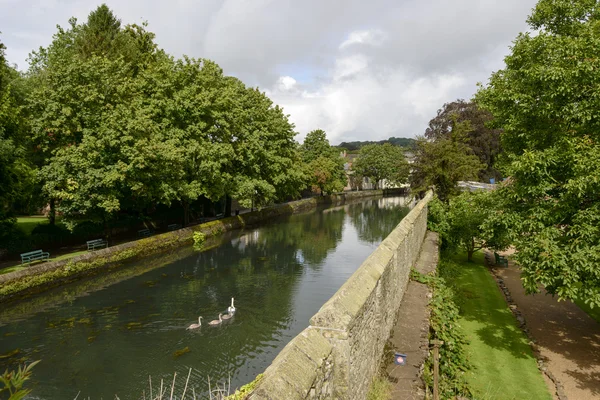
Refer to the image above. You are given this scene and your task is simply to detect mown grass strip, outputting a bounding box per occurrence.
[442,251,552,400]
[574,298,600,324]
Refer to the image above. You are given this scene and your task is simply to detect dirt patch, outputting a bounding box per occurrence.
[492,250,600,400]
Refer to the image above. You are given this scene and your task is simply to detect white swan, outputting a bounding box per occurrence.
[227,297,236,313]
[208,313,223,326]
[222,312,233,320]
[187,316,202,330]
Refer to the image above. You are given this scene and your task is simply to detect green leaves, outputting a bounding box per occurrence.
[352,143,409,189]
[0,360,40,400]
[476,0,600,305]
[301,130,346,195]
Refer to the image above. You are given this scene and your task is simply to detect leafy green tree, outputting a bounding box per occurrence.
[410,117,484,202]
[0,38,34,247]
[425,100,502,181]
[301,129,346,195]
[476,0,600,305]
[352,143,409,189]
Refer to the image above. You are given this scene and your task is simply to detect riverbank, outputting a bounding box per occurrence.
[0,190,395,304]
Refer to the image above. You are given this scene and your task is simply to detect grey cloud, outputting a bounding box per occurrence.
[0,0,538,141]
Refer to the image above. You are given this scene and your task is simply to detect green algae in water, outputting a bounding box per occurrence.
[0,348,19,359]
[173,346,190,359]
[126,322,143,330]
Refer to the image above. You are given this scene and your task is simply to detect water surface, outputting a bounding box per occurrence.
[0,197,410,399]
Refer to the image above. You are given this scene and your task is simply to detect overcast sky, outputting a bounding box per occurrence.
[0,0,538,144]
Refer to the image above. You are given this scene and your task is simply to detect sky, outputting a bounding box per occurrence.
[0,0,539,144]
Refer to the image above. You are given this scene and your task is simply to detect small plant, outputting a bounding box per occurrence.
[0,360,40,400]
[193,232,206,248]
[366,376,392,400]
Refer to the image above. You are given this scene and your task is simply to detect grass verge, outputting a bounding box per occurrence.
[574,298,600,323]
[16,216,48,235]
[442,251,552,400]
[366,377,392,400]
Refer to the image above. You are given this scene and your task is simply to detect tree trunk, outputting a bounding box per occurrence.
[467,237,475,262]
[225,195,232,217]
[49,198,56,225]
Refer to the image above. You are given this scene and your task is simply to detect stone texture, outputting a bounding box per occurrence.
[249,191,434,399]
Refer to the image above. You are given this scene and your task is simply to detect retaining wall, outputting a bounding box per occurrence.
[248,191,433,400]
[0,190,387,303]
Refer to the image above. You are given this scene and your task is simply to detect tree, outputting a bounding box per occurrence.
[300,129,346,195]
[352,143,409,189]
[476,0,600,305]
[0,38,34,247]
[425,100,502,181]
[410,117,484,202]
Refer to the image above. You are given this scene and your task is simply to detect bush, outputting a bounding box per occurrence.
[193,231,206,248]
[30,223,71,247]
[412,268,471,399]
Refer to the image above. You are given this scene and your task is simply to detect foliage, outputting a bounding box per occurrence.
[338,137,416,151]
[224,373,263,399]
[0,38,34,249]
[301,129,346,195]
[352,143,409,189]
[411,269,471,399]
[425,99,502,181]
[410,117,484,202]
[475,0,600,305]
[366,377,392,400]
[0,360,40,400]
[193,231,206,248]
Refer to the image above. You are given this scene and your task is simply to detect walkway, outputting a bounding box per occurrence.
[385,231,438,399]
[495,251,600,400]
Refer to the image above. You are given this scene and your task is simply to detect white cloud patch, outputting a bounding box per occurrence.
[0,0,539,142]
[339,29,387,49]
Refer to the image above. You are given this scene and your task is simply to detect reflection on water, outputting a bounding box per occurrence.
[0,197,410,399]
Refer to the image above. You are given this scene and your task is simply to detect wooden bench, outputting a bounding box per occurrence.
[20,249,50,265]
[167,224,182,231]
[215,213,224,219]
[138,228,153,238]
[87,238,108,251]
[494,252,509,267]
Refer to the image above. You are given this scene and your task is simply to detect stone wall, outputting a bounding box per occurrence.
[249,191,433,400]
[0,190,385,304]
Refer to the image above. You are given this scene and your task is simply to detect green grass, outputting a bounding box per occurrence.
[16,216,49,235]
[442,251,552,400]
[0,250,88,275]
[574,298,600,323]
[366,377,392,400]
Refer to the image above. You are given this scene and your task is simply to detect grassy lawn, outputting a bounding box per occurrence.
[442,251,552,400]
[574,298,600,323]
[16,216,49,235]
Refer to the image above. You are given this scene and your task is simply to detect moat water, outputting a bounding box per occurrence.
[0,197,411,399]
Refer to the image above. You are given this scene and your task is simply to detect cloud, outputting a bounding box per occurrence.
[0,0,539,143]
[339,29,386,49]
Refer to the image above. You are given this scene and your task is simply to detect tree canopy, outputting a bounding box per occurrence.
[301,129,346,195]
[410,116,484,202]
[476,0,600,305]
[352,143,409,189]
[425,100,502,181]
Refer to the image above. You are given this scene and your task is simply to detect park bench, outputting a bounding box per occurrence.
[87,238,108,251]
[215,213,224,219]
[20,249,50,265]
[138,228,153,238]
[168,223,182,231]
[494,252,509,268]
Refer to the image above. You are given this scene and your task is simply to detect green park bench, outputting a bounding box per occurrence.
[87,238,108,251]
[494,252,509,268]
[138,228,153,238]
[167,224,182,231]
[20,249,50,265]
[215,213,224,219]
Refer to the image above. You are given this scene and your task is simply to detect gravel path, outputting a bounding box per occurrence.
[496,253,600,400]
